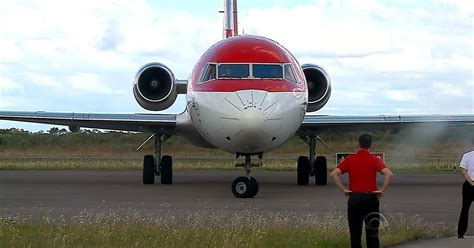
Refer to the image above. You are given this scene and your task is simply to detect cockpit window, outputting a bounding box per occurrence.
[284,64,297,82]
[199,63,216,83]
[252,64,283,79]
[218,64,249,78]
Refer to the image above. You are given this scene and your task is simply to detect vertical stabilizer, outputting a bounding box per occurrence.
[233,0,238,36]
[223,0,238,38]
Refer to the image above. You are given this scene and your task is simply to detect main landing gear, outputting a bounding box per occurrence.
[141,134,173,185]
[231,154,261,198]
[297,136,328,186]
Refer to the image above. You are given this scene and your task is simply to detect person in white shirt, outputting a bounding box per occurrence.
[458,137,474,238]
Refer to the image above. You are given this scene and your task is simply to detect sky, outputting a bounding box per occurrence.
[0,0,472,131]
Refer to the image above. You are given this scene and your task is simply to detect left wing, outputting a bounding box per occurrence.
[0,111,177,134]
[297,114,474,135]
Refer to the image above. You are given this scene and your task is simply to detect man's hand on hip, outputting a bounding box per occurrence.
[373,190,384,198]
[343,189,352,197]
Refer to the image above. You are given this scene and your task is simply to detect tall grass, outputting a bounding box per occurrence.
[0,156,462,172]
[0,210,452,248]
[0,127,471,171]
[0,127,472,158]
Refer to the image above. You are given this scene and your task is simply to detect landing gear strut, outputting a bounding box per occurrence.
[141,134,173,185]
[297,136,328,186]
[231,154,261,198]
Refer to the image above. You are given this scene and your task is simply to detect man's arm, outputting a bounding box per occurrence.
[461,168,474,186]
[330,168,351,197]
[374,168,393,198]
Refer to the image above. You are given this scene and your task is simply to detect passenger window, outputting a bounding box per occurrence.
[218,64,250,78]
[253,64,283,79]
[284,64,297,82]
[200,64,216,83]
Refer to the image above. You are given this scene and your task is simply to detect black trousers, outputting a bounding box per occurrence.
[347,193,380,248]
[458,181,474,237]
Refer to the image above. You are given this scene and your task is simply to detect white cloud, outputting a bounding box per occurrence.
[0,40,20,63]
[0,76,23,94]
[386,90,418,102]
[69,73,124,95]
[26,73,63,88]
[432,82,464,96]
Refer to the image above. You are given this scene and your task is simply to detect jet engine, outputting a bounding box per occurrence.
[133,63,178,111]
[302,64,332,112]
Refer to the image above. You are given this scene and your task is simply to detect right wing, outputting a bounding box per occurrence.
[0,111,177,134]
[298,114,474,135]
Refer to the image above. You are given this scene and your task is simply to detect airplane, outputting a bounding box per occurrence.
[0,0,473,198]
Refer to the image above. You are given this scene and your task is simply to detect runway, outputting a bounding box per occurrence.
[0,170,472,235]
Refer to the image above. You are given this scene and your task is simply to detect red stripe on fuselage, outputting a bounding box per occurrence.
[191,79,305,92]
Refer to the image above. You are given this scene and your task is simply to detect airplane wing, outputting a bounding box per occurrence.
[0,111,176,134]
[298,114,474,135]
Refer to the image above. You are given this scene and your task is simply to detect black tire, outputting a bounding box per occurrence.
[315,156,328,186]
[143,155,155,184]
[297,156,310,185]
[248,177,259,198]
[160,155,173,185]
[232,176,256,198]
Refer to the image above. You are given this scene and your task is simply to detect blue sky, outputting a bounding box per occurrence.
[0,0,472,131]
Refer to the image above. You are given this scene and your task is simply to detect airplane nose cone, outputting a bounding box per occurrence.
[217,90,284,153]
[240,107,265,136]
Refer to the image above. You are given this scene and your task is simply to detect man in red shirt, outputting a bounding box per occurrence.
[330,134,394,248]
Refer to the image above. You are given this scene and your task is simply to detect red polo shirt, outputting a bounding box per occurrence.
[337,149,386,192]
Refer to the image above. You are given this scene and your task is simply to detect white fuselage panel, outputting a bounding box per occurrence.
[188,90,306,154]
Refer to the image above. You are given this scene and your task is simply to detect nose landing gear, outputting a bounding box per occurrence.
[231,154,261,198]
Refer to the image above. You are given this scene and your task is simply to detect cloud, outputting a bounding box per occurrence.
[386,90,418,102]
[69,73,125,95]
[432,82,464,96]
[26,73,63,88]
[0,76,23,94]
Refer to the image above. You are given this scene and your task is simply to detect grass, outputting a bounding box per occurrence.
[0,210,453,248]
[0,157,462,173]
[0,127,471,172]
[0,127,473,158]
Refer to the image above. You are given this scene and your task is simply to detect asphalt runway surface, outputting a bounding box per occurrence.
[0,170,472,235]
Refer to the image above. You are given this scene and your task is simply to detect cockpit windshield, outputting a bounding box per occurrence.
[200,63,295,82]
[252,64,283,79]
[218,64,250,78]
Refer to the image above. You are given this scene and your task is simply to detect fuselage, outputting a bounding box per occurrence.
[186,36,308,154]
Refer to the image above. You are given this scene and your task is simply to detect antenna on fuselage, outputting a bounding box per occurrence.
[222,0,238,38]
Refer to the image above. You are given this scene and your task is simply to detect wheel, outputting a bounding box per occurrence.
[315,156,328,185]
[143,155,155,184]
[297,156,310,185]
[248,177,259,198]
[160,155,173,185]
[232,176,258,198]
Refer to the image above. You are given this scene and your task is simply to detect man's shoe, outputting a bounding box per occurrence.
[457,235,464,239]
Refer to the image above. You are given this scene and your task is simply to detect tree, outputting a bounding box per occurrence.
[48,127,60,135]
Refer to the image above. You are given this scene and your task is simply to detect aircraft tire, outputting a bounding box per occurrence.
[160,155,173,184]
[315,156,328,185]
[297,156,310,185]
[143,155,155,184]
[232,176,257,198]
[248,177,259,198]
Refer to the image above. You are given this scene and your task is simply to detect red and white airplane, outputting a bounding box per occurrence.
[1,0,473,198]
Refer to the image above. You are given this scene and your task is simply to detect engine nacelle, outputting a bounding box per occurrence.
[302,64,332,112]
[133,63,178,111]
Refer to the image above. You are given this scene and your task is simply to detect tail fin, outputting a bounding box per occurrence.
[223,0,238,38]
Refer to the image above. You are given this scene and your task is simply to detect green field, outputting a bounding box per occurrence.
[0,127,471,171]
[0,210,452,248]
